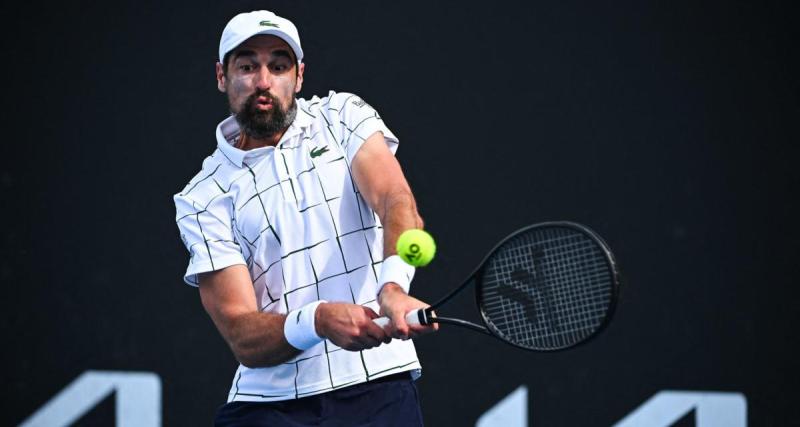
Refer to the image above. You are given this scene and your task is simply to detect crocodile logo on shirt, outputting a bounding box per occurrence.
[310,145,330,158]
[351,97,372,109]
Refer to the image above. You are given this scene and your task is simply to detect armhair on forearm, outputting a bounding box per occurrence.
[226,312,301,368]
[379,190,424,256]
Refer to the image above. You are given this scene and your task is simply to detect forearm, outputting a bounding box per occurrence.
[348,134,437,339]
[221,311,300,368]
[349,133,424,258]
[199,265,301,368]
[379,190,424,257]
[218,301,392,364]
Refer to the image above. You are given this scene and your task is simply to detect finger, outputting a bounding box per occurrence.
[364,320,389,343]
[417,309,439,332]
[344,342,361,351]
[356,334,382,350]
[390,313,410,340]
[408,321,437,336]
[406,325,435,340]
[362,306,380,319]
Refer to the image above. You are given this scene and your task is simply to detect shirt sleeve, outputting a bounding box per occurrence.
[174,190,246,287]
[333,92,400,163]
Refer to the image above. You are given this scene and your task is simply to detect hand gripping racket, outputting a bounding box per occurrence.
[374,221,620,351]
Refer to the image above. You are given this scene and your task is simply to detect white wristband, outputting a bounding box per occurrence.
[284,300,326,351]
[377,255,416,298]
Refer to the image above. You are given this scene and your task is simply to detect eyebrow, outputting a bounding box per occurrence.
[231,49,257,61]
[271,49,293,62]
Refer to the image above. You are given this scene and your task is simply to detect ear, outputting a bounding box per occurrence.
[294,62,305,94]
[215,62,226,93]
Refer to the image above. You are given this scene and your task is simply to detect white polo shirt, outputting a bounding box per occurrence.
[174,91,420,402]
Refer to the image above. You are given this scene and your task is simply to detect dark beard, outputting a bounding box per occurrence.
[233,91,297,140]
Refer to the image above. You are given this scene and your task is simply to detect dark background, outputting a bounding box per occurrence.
[3,0,798,425]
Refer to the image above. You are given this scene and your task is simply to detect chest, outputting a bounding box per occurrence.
[230,141,367,257]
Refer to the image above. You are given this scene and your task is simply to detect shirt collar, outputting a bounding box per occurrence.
[215,106,313,168]
[215,116,248,167]
[278,107,314,149]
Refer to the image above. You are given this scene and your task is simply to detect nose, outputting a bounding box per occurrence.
[255,67,272,90]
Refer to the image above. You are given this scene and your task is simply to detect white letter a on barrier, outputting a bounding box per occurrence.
[19,370,161,427]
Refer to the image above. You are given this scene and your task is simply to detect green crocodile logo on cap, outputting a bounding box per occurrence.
[259,20,279,28]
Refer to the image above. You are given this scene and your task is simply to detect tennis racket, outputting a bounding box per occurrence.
[374,221,620,351]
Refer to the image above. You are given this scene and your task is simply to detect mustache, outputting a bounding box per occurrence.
[233,89,297,139]
[246,90,278,108]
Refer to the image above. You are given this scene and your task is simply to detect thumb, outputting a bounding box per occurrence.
[362,306,380,319]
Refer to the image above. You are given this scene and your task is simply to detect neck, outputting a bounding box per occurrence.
[236,128,288,150]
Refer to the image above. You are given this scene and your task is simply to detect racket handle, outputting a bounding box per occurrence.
[373,309,423,328]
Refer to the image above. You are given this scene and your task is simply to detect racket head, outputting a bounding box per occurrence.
[473,222,620,352]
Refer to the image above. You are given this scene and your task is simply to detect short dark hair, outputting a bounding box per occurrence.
[222,51,233,77]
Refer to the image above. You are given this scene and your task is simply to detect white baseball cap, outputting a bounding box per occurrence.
[219,10,304,65]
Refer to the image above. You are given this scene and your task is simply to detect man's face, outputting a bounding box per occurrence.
[216,35,305,140]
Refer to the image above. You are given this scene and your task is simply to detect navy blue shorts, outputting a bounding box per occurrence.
[214,372,424,426]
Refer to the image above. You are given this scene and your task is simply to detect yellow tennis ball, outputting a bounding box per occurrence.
[396,229,436,267]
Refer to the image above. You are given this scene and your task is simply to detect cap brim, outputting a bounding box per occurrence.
[221,29,303,64]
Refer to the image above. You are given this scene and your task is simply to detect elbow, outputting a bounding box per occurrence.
[234,350,261,369]
[221,313,293,368]
[232,346,281,369]
[237,358,268,369]
[229,329,298,368]
[230,342,257,368]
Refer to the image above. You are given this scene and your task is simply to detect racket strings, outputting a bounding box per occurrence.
[479,227,614,350]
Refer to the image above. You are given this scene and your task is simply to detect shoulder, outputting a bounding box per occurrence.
[174,149,232,209]
[297,91,373,118]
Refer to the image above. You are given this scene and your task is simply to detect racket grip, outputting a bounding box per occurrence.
[373,309,423,328]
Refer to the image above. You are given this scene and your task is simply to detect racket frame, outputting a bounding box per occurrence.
[420,221,621,352]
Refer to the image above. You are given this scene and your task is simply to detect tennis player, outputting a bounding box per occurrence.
[173,10,436,426]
